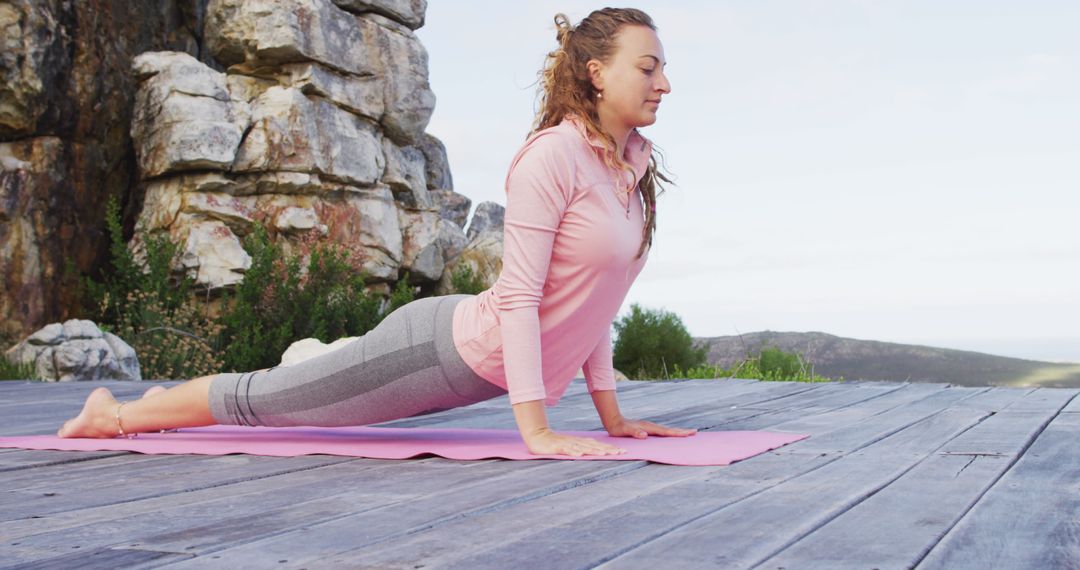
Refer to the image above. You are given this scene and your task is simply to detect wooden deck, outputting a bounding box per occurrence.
[0,377,1077,569]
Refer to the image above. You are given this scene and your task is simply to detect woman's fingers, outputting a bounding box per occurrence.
[639,421,697,437]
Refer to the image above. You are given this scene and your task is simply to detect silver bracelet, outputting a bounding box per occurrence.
[115,401,137,439]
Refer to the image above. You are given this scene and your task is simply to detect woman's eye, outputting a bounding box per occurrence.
[642,68,655,75]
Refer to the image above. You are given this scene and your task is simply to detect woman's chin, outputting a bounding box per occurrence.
[637,113,659,127]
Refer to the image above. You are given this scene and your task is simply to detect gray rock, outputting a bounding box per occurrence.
[436,218,469,262]
[3,319,142,382]
[233,86,384,187]
[356,16,434,144]
[381,138,431,208]
[465,201,505,241]
[206,0,376,76]
[347,184,403,281]
[397,208,443,281]
[182,191,258,237]
[332,0,427,30]
[281,62,384,120]
[435,232,502,296]
[26,323,64,346]
[275,206,327,235]
[61,319,103,340]
[174,218,253,289]
[429,189,471,229]
[0,0,57,136]
[131,52,244,179]
[417,132,452,191]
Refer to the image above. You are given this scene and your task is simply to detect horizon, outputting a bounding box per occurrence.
[416,1,1080,364]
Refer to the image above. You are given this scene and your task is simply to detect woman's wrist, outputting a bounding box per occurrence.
[512,398,551,441]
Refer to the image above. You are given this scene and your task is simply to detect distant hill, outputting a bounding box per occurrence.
[693,331,1080,389]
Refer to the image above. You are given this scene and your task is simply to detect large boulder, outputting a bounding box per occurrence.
[465,201,505,241]
[356,16,435,144]
[130,52,246,179]
[417,132,452,191]
[205,0,375,76]
[429,189,471,229]
[397,208,443,282]
[332,0,427,30]
[4,320,141,382]
[382,138,431,208]
[234,86,384,187]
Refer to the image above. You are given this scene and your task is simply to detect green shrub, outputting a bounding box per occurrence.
[74,197,429,378]
[80,194,196,328]
[0,353,39,381]
[613,303,708,380]
[217,224,386,372]
[384,271,417,316]
[670,345,837,383]
[75,194,221,380]
[112,290,225,380]
[450,263,486,295]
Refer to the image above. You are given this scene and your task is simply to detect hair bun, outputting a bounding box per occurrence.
[553,13,572,45]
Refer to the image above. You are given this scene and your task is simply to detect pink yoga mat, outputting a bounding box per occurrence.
[0,426,809,466]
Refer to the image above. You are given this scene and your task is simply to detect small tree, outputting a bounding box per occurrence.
[612,303,707,380]
[76,194,222,380]
[217,224,385,372]
[450,263,487,295]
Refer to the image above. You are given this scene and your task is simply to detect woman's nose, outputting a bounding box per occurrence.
[656,70,671,94]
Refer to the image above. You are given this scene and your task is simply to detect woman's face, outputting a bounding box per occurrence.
[590,25,671,130]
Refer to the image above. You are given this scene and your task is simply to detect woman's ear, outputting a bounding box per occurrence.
[586,58,605,92]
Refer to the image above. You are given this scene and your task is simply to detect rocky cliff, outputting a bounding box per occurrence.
[0,0,504,347]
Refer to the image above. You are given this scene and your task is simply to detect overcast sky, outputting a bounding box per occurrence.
[415,1,1079,363]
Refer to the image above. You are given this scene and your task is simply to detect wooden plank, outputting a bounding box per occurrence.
[4,457,641,566]
[644,381,898,428]
[1,457,515,564]
[765,382,949,436]
[0,380,812,550]
[0,382,794,561]
[757,387,1076,569]
[0,449,131,472]
[745,386,993,454]
[1061,389,1080,413]
[916,404,1080,569]
[337,386,1021,568]
[142,385,987,567]
[278,386,1019,565]
[6,546,190,569]
[0,454,356,522]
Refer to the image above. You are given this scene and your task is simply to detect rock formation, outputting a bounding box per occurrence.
[4,319,141,381]
[1,0,505,350]
[0,0,208,348]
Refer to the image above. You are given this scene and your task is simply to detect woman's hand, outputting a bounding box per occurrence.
[605,416,698,439]
[523,428,628,457]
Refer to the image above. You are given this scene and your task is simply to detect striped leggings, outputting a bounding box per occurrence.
[207,294,507,427]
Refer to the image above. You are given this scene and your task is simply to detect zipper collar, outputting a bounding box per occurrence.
[563,113,654,184]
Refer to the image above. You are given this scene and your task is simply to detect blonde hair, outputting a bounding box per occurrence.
[531,8,674,259]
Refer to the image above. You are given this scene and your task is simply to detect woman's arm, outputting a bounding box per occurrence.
[589,389,624,430]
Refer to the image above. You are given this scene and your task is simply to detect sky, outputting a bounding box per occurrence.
[415,1,1080,363]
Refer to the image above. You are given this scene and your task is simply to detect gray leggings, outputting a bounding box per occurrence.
[207,294,508,427]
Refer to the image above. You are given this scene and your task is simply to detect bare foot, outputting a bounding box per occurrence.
[142,385,167,399]
[57,387,122,439]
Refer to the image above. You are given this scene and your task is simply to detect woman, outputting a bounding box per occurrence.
[58,7,697,457]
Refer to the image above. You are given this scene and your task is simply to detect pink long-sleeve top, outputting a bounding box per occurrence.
[452,114,653,406]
